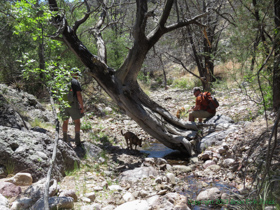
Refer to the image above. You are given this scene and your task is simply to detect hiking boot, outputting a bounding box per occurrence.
[63,132,72,147]
[63,132,68,143]
[75,132,82,146]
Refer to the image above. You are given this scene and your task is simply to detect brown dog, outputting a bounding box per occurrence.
[121,130,142,150]
[176,107,186,119]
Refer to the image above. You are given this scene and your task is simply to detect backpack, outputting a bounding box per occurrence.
[62,88,74,104]
[201,92,219,110]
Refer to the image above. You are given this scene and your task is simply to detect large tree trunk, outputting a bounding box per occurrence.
[48,0,208,155]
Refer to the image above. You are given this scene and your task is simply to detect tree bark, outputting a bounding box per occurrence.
[273,0,280,111]
[48,0,207,155]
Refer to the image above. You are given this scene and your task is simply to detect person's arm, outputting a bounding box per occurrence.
[76,91,84,113]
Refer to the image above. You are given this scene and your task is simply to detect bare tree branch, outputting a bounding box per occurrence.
[72,0,92,33]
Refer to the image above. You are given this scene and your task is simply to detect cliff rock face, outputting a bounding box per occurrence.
[0,84,80,181]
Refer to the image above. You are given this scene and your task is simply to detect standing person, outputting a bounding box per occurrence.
[188,87,216,123]
[61,67,84,146]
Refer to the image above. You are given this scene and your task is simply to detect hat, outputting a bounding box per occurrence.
[192,87,201,94]
[70,67,82,76]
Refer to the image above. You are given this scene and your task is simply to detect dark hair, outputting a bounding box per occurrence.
[192,87,201,94]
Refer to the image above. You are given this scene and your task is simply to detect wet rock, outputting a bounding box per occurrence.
[30,196,74,210]
[59,190,78,202]
[114,200,149,210]
[6,173,33,186]
[0,181,22,198]
[196,187,221,201]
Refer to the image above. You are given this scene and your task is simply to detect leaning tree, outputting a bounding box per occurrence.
[48,0,209,155]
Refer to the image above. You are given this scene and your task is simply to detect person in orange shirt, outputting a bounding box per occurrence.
[188,87,216,123]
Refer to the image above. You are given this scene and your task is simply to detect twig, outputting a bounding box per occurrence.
[44,87,60,210]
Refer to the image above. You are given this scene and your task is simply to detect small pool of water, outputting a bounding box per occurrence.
[140,141,237,210]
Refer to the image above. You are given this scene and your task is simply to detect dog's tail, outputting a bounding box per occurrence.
[121,130,124,136]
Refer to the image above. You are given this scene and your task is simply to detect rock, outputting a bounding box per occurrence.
[0,126,80,182]
[85,192,96,202]
[0,84,53,128]
[198,151,212,160]
[108,185,123,191]
[11,197,33,210]
[205,164,221,172]
[0,181,22,198]
[81,197,91,203]
[166,173,176,184]
[114,200,149,210]
[30,196,74,210]
[172,165,192,173]
[23,178,58,203]
[203,160,216,169]
[205,114,234,125]
[0,193,9,210]
[196,187,221,201]
[118,167,158,183]
[200,126,238,151]
[123,192,135,202]
[59,190,78,202]
[82,142,102,159]
[6,173,33,186]
[102,205,116,210]
[81,203,102,210]
[174,204,191,210]
[223,158,235,168]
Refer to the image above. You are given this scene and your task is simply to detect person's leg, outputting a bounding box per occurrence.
[74,119,81,146]
[189,112,195,122]
[62,119,69,142]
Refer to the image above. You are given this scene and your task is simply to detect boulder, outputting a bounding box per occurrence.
[5,173,33,186]
[0,126,80,181]
[0,181,21,198]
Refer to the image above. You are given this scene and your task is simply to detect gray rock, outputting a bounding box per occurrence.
[0,181,22,198]
[0,126,80,182]
[0,193,9,210]
[30,196,74,210]
[114,200,149,210]
[197,187,221,201]
[200,126,238,151]
[172,165,192,173]
[23,178,58,204]
[82,142,102,159]
[59,190,78,202]
[118,167,158,183]
[205,114,234,124]
[11,197,33,210]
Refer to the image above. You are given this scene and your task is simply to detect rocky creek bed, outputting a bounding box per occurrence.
[0,84,279,210]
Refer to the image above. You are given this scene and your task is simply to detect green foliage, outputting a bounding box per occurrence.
[172,77,201,90]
